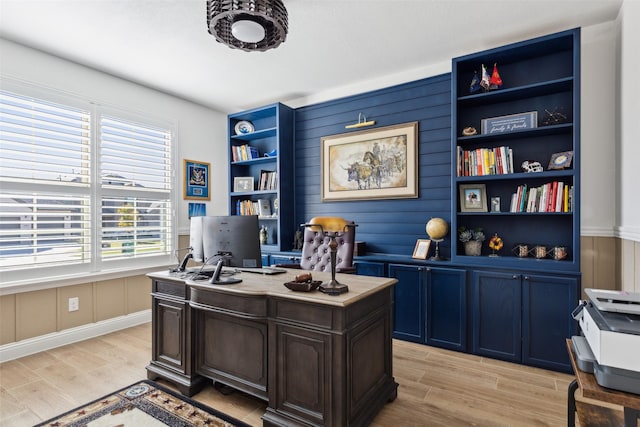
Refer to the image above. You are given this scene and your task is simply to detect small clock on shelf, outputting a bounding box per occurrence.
[548,151,573,170]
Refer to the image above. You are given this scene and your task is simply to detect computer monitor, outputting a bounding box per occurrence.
[202,215,262,268]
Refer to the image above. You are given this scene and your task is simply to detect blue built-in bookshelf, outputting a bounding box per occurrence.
[293,74,453,258]
[451,28,581,273]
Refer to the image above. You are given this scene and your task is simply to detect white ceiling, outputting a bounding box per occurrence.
[0,0,622,113]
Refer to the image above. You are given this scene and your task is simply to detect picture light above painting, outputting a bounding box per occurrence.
[321,121,418,201]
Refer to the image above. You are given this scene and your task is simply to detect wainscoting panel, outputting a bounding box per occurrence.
[293,74,452,258]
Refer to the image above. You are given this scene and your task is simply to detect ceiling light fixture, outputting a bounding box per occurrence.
[207,0,288,52]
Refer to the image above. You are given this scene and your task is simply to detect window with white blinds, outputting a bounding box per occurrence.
[99,116,173,260]
[0,88,174,282]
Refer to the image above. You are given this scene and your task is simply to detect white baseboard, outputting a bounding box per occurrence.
[0,310,151,363]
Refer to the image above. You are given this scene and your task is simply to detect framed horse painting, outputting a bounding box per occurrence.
[320,121,418,201]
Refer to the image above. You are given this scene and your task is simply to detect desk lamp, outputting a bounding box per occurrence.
[303,217,356,296]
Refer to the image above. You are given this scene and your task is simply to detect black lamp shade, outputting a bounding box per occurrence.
[207,0,288,52]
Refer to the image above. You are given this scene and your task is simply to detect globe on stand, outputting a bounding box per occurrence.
[426,217,448,261]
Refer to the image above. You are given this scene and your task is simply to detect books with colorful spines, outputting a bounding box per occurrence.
[555,182,564,212]
[547,181,558,212]
[508,148,514,174]
[494,148,502,174]
[538,183,549,212]
[563,184,569,212]
[510,192,518,212]
[519,184,528,212]
[512,184,523,212]
[526,187,537,212]
[483,149,491,175]
[248,146,259,159]
[464,150,470,176]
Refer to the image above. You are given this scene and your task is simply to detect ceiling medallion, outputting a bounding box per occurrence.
[206,0,288,52]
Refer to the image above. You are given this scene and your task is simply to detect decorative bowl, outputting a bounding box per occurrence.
[284,280,321,292]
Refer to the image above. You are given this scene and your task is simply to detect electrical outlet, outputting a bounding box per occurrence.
[68,297,79,312]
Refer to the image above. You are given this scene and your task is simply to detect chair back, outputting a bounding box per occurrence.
[299,219,356,272]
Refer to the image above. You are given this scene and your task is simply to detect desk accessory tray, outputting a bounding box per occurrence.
[284,281,321,292]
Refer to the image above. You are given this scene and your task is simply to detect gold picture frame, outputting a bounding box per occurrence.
[412,239,431,259]
[183,159,210,200]
[321,122,419,201]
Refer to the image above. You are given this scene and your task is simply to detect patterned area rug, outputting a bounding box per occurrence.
[35,379,252,427]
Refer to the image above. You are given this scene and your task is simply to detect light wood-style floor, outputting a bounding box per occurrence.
[0,322,580,426]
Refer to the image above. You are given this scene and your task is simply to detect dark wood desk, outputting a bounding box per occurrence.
[566,339,640,427]
[147,269,398,426]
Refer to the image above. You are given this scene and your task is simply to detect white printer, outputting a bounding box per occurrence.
[572,288,640,395]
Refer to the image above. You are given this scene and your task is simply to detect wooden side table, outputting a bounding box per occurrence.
[566,339,640,426]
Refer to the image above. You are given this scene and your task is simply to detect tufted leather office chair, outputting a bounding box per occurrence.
[277,217,356,273]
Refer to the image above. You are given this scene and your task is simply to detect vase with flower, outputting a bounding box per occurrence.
[458,226,485,256]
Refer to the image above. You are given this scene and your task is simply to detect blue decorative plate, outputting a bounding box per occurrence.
[234,120,254,135]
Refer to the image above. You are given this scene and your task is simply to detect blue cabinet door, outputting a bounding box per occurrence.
[522,274,579,372]
[426,267,467,352]
[388,264,425,343]
[472,270,521,362]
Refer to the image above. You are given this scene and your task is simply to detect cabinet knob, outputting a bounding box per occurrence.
[512,275,518,279]
[524,276,529,281]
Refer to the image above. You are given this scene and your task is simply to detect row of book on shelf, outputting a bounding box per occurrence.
[457,146,514,176]
[231,144,259,162]
[259,170,277,191]
[236,199,273,217]
[510,181,573,213]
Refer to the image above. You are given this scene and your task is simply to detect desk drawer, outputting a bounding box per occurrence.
[191,288,267,317]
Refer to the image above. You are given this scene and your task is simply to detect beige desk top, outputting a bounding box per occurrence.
[148,268,397,307]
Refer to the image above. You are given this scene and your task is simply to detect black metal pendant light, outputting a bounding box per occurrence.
[206,0,288,52]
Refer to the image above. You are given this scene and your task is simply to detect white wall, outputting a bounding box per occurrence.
[619,1,640,242]
[0,39,229,237]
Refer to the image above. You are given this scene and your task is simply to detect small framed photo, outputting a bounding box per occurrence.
[234,176,254,192]
[412,239,431,259]
[548,151,574,170]
[459,184,488,212]
[184,159,210,200]
[491,197,501,212]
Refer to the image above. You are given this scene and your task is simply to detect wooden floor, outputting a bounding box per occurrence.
[0,322,580,426]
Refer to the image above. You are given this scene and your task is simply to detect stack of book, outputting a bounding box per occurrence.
[231,144,259,162]
[457,146,514,176]
[236,199,274,217]
[509,181,573,213]
[259,170,277,191]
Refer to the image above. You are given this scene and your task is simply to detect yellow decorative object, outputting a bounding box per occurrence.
[308,216,348,233]
[489,233,504,256]
[426,217,448,240]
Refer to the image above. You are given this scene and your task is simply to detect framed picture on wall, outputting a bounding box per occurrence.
[188,203,206,218]
[183,159,210,200]
[320,122,419,201]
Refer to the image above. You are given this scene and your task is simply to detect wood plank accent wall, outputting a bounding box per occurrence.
[293,74,452,257]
